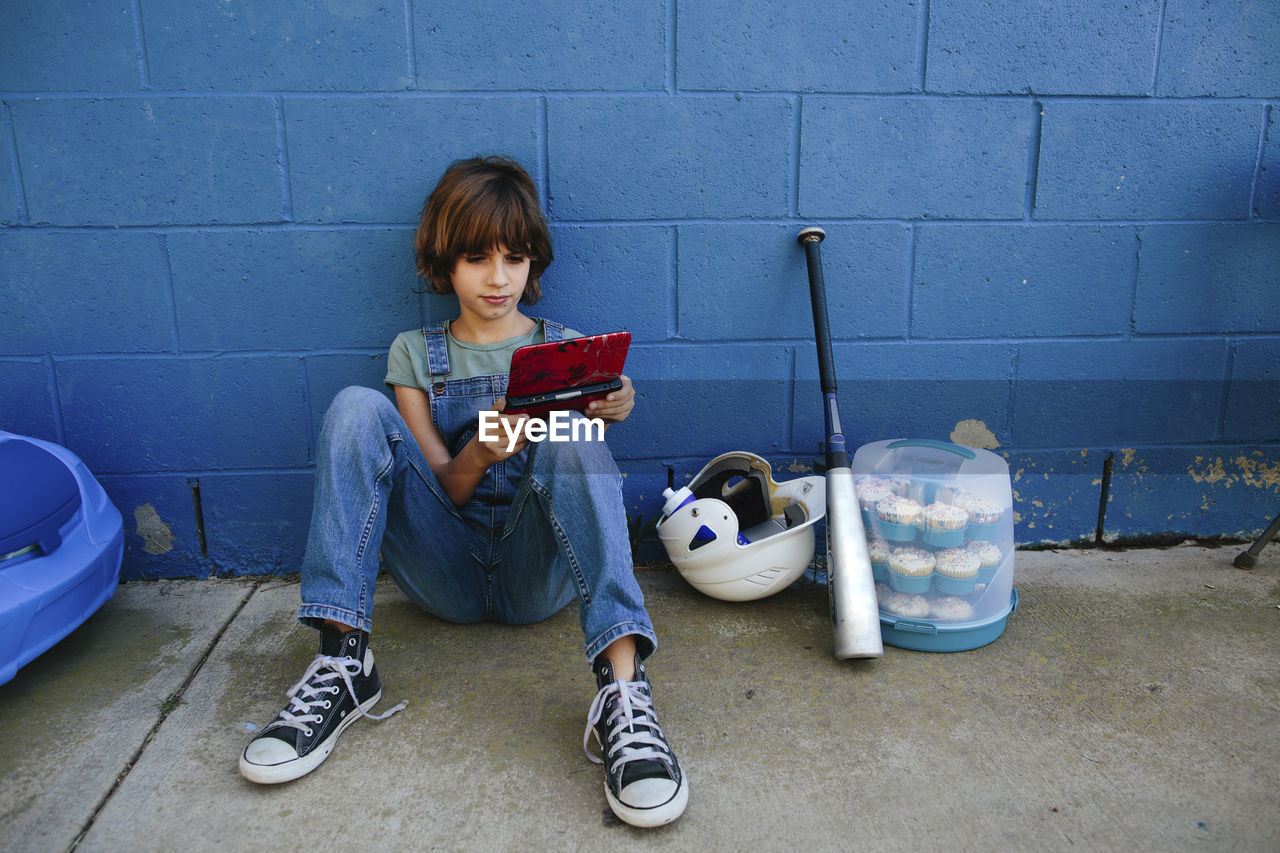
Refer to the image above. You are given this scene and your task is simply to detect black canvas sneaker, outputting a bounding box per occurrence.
[239,627,404,784]
[584,656,688,827]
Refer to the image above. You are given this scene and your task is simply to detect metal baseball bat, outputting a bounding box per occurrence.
[797,226,884,660]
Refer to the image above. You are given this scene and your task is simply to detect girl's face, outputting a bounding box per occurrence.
[449,245,532,326]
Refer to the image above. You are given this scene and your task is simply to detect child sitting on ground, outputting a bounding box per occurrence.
[238,155,688,828]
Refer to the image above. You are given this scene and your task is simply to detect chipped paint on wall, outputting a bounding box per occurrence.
[950,419,1000,450]
[1188,453,1280,490]
[134,503,175,555]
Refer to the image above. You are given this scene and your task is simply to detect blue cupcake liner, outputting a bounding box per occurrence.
[934,572,977,596]
[966,520,1001,541]
[922,526,966,548]
[888,569,933,594]
[877,519,919,542]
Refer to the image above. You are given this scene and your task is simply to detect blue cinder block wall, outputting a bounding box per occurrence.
[2,1,1276,579]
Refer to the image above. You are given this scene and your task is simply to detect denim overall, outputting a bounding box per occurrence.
[298,319,656,664]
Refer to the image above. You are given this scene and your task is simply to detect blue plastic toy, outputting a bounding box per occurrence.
[0,430,124,685]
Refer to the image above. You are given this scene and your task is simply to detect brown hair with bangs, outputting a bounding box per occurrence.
[414,156,553,305]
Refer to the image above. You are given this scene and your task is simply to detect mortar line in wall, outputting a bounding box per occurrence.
[157,234,182,354]
[667,225,679,337]
[538,96,549,204]
[96,466,323,479]
[300,357,317,466]
[44,354,67,446]
[1249,103,1272,219]
[2,101,28,223]
[1128,228,1142,340]
[64,581,262,853]
[783,346,797,450]
[1150,0,1170,95]
[1023,100,1044,219]
[274,98,293,222]
[633,440,1280,466]
[789,95,802,216]
[1005,346,1020,440]
[914,0,930,92]
[130,0,151,89]
[1215,340,1236,441]
[666,0,677,94]
[5,215,1277,233]
[28,328,1269,365]
[904,224,918,341]
[402,0,418,86]
[1093,452,1114,544]
[2,90,1275,106]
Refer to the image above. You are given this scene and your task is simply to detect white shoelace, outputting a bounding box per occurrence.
[266,653,406,738]
[583,678,669,767]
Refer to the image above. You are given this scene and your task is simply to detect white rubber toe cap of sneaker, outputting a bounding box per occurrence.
[242,737,298,767]
[619,777,679,809]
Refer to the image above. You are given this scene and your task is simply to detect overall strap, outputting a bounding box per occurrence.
[541,318,565,342]
[422,322,451,390]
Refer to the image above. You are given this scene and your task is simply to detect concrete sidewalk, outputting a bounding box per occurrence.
[2,544,1277,852]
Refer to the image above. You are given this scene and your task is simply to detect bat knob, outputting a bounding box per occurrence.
[797,226,826,245]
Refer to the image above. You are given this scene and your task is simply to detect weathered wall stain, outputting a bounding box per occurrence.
[1189,453,1280,490]
[951,419,1000,450]
[134,504,175,555]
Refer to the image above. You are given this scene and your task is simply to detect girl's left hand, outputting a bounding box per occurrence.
[586,375,635,424]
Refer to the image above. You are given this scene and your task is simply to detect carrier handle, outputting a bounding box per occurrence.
[885,439,976,460]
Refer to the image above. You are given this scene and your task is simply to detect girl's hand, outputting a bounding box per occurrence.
[586,375,635,425]
[473,397,529,464]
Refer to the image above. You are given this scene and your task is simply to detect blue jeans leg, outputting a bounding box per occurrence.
[298,386,485,632]
[495,416,656,665]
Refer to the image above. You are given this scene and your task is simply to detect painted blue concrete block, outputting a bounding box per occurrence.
[926,0,1160,95]
[97,474,208,580]
[0,360,58,442]
[199,473,314,575]
[147,1,411,91]
[677,0,917,92]
[1000,449,1104,545]
[912,225,1136,338]
[613,343,793,461]
[1257,109,1279,219]
[0,2,138,91]
[539,226,671,343]
[1035,101,1261,220]
[678,224,909,341]
[416,1,665,91]
[793,342,1016,455]
[1134,224,1280,334]
[1106,446,1280,540]
[547,97,793,220]
[1157,0,1280,97]
[57,356,309,473]
[1,231,175,354]
[1013,340,1228,447]
[1224,338,1280,443]
[11,97,281,226]
[167,228,418,351]
[285,98,540,224]
[305,354,395,450]
[800,97,1032,220]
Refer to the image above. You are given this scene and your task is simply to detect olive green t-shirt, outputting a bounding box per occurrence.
[384,319,580,391]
